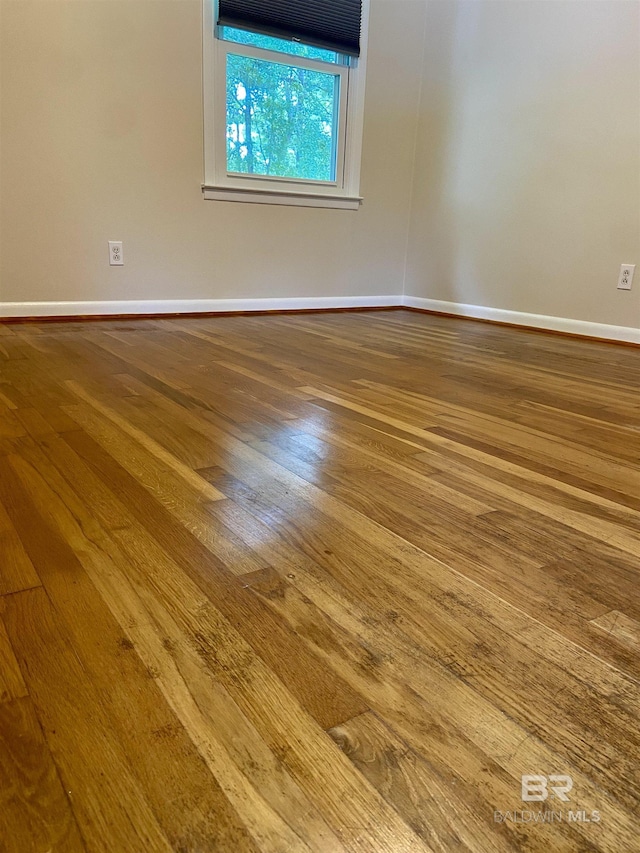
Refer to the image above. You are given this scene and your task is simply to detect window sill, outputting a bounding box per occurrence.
[202,185,362,210]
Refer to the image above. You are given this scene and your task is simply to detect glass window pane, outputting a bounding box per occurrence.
[221,26,340,64]
[226,54,339,182]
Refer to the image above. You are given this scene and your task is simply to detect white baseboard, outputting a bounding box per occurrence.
[0,294,401,319]
[1,293,637,345]
[402,296,640,345]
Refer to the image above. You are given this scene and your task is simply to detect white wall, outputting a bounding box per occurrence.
[405,0,640,330]
[0,0,426,308]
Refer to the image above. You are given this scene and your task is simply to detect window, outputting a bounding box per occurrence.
[203,1,369,209]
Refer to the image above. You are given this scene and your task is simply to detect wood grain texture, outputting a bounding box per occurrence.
[0,617,27,705]
[0,501,41,595]
[0,586,258,853]
[328,710,514,853]
[0,309,638,851]
[590,610,640,653]
[0,697,86,853]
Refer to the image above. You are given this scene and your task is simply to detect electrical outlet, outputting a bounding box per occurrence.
[617,263,635,291]
[109,241,124,266]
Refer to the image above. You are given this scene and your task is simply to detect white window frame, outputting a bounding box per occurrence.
[202,0,369,209]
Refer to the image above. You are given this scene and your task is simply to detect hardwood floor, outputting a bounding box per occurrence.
[0,308,638,852]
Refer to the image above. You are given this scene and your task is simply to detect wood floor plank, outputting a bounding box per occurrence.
[64,397,269,577]
[241,566,640,853]
[0,309,638,852]
[0,458,260,853]
[353,378,640,499]
[5,435,344,853]
[0,500,41,595]
[300,385,640,527]
[0,588,177,853]
[0,616,28,704]
[329,710,511,853]
[65,380,226,502]
[19,440,423,852]
[0,696,86,853]
[60,426,370,732]
[590,610,640,653]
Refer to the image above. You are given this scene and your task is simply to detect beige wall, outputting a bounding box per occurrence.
[2,0,639,327]
[0,0,426,306]
[406,0,640,329]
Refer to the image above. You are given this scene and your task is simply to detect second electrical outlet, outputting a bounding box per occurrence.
[617,263,635,290]
[109,241,124,266]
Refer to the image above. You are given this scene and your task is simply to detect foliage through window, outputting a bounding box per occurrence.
[224,30,342,182]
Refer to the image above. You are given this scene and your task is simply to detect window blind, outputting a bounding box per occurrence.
[217,0,363,57]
